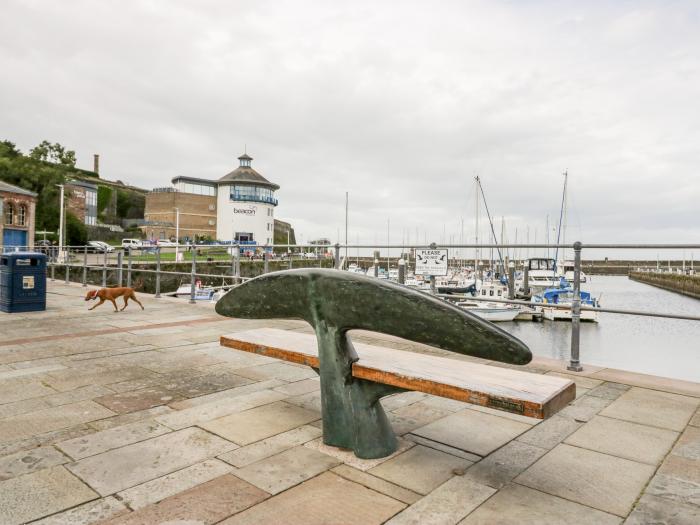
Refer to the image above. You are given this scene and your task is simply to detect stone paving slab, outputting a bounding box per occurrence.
[516,443,656,517]
[0,465,98,525]
[331,464,422,505]
[233,445,341,494]
[219,424,322,468]
[200,400,319,445]
[412,409,532,456]
[464,440,548,489]
[220,471,405,525]
[600,386,699,431]
[369,445,473,495]
[625,494,700,524]
[564,414,678,465]
[459,482,621,524]
[0,445,68,481]
[67,427,236,495]
[101,474,269,525]
[30,496,128,525]
[0,400,115,443]
[57,419,171,459]
[387,475,496,525]
[305,436,415,471]
[155,388,286,430]
[116,458,234,510]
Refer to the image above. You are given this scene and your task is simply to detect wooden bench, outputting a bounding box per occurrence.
[215,268,575,459]
[221,328,575,420]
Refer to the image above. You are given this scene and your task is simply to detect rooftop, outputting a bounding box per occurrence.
[0,281,697,524]
[0,180,38,197]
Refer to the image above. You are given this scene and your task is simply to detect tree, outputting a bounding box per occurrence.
[29,140,76,167]
[65,212,88,245]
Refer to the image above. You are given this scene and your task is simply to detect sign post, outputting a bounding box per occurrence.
[415,247,448,294]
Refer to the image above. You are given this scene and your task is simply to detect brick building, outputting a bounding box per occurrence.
[0,181,37,249]
[142,187,217,241]
[65,180,98,226]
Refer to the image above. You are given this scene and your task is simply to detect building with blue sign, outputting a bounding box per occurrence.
[143,153,280,250]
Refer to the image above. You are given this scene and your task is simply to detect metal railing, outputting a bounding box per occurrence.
[4,241,698,373]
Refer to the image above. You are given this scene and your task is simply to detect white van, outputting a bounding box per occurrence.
[121,239,143,250]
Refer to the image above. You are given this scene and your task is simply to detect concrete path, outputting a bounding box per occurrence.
[0,282,698,524]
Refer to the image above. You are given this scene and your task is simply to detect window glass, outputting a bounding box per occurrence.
[17,205,26,226]
[5,202,14,224]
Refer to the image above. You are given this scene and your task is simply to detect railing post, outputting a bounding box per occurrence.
[127,248,133,288]
[64,249,70,284]
[568,241,583,372]
[523,262,530,297]
[51,256,55,281]
[234,245,240,283]
[189,244,197,304]
[289,248,293,270]
[155,247,161,298]
[373,250,379,278]
[507,262,515,299]
[82,245,88,286]
[398,257,406,284]
[334,243,341,270]
[263,250,269,274]
[117,251,123,287]
[102,250,107,287]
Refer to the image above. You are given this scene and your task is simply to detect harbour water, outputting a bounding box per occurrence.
[500,275,700,382]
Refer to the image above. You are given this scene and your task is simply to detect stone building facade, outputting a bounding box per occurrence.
[0,180,37,249]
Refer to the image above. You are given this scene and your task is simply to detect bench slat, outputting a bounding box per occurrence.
[220,328,575,419]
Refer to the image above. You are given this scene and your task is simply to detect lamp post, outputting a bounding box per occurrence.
[56,184,65,256]
[174,207,180,262]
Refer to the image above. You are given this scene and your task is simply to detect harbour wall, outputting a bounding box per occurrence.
[629,271,700,299]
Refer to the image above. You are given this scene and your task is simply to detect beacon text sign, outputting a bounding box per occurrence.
[415,249,448,276]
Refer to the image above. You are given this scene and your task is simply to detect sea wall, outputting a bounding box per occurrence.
[629,271,700,299]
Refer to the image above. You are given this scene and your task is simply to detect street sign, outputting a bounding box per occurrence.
[415,249,448,276]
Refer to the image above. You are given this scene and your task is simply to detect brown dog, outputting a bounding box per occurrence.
[85,287,144,312]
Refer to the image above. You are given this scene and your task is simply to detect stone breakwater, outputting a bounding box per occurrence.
[629,271,700,299]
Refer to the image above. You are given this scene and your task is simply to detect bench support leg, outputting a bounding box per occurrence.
[315,324,405,459]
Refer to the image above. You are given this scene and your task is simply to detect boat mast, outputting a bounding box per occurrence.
[554,170,568,273]
[476,177,507,282]
[474,176,480,273]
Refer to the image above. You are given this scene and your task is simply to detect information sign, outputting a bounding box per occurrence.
[415,249,448,276]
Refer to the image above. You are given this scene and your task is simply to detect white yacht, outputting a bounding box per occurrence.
[524,258,560,294]
[558,260,588,284]
[455,301,520,322]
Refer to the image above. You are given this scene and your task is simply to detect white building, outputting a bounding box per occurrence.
[216,153,278,247]
[161,153,279,250]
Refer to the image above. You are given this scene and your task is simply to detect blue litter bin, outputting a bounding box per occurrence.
[0,252,47,313]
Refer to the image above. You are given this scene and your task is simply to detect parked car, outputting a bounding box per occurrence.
[303,251,318,259]
[156,240,178,247]
[121,239,143,250]
[87,241,115,253]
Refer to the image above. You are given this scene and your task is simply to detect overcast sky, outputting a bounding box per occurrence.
[2,0,698,257]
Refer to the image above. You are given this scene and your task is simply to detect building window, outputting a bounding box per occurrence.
[5,202,14,224]
[17,204,26,226]
[230,185,276,205]
[86,189,97,206]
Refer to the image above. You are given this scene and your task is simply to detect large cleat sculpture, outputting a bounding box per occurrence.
[216,269,531,459]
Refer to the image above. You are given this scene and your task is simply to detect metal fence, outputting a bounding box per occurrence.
[3,241,698,373]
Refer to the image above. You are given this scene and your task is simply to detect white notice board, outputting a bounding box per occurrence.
[415,249,448,276]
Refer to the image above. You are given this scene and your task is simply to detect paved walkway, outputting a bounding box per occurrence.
[0,282,698,524]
